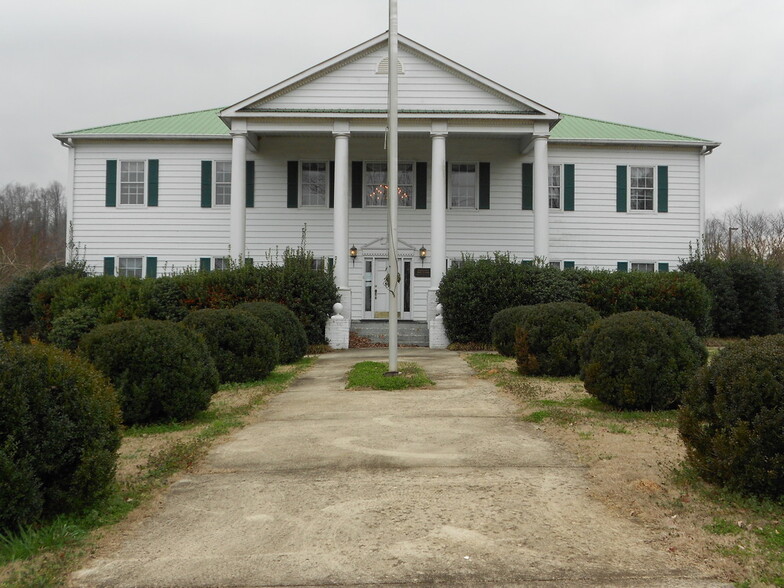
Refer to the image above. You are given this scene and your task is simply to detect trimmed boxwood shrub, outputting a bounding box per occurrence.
[0,264,86,340]
[490,306,538,357]
[679,335,784,497]
[181,309,279,383]
[80,319,219,425]
[512,302,600,377]
[234,301,308,364]
[0,341,121,531]
[579,311,707,410]
[49,306,99,351]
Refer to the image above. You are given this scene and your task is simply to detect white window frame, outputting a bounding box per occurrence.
[629,165,656,212]
[118,256,143,278]
[448,162,479,209]
[300,161,330,207]
[213,257,230,271]
[214,161,231,206]
[549,260,562,270]
[630,262,656,273]
[363,161,415,208]
[119,160,146,206]
[548,164,562,210]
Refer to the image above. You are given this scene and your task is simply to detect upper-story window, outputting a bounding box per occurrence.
[301,162,328,207]
[215,161,231,206]
[449,163,477,209]
[120,161,145,205]
[630,166,655,211]
[365,162,413,207]
[548,164,561,209]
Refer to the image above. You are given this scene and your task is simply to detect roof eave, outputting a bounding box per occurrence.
[550,138,721,149]
[53,133,230,141]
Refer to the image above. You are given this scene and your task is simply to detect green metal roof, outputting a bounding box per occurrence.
[551,114,713,144]
[59,108,228,137]
[57,108,715,145]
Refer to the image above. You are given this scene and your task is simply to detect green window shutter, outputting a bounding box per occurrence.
[658,262,670,273]
[199,257,211,272]
[146,256,157,278]
[328,161,335,208]
[287,161,299,208]
[105,160,117,207]
[246,160,255,208]
[147,159,159,206]
[616,165,627,212]
[103,257,115,276]
[563,261,575,269]
[522,163,533,210]
[201,161,212,208]
[617,261,628,273]
[657,165,668,212]
[245,257,254,267]
[351,161,363,208]
[416,161,428,209]
[564,164,575,211]
[478,162,490,209]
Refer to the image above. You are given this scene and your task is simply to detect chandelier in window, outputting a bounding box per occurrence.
[367,184,410,204]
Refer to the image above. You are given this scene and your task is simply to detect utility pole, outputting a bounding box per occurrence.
[386,0,399,374]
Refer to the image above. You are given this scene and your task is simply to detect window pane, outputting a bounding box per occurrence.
[630,166,654,211]
[213,257,229,271]
[450,163,476,208]
[548,164,561,209]
[301,162,327,206]
[631,262,654,273]
[365,163,414,207]
[215,161,231,206]
[118,257,143,278]
[120,161,145,205]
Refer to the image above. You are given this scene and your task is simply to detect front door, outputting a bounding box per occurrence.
[364,258,411,319]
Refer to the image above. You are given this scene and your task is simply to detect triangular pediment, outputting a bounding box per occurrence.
[222,33,558,120]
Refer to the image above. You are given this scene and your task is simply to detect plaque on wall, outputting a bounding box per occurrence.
[414,268,431,278]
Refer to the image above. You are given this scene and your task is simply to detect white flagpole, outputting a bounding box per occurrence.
[387,0,399,374]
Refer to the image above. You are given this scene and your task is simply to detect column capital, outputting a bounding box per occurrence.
[230,130,248,139]
[532,131,550,140]
[430,120,448,136]
[333,120,350,136]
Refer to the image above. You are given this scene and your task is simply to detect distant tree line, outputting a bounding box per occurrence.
[0,182,66,286]
[701,205,784,267]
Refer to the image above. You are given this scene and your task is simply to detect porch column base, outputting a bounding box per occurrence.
[429,302,449,349]
[325,301,350,350]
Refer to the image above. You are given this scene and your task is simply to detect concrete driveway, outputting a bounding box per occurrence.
[72,349,727,587]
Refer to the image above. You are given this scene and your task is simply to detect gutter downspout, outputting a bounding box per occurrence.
[57,137,76,263]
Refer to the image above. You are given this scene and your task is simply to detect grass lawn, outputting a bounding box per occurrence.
[346,361,434,390]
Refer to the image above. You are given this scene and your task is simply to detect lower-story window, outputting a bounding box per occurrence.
[631,262,655,273]
[118,257,143,278]
[213,257,230,271]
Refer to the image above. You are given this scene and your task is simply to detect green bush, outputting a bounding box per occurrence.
[0,341,121,531]
[490,306,538,357]
[80,319,219,425]
[438,256,582,344]
[679,335,784,497]
[577,271,712,336]
[49,306,99,351]
[181,309,279,383]
[0,264,86,340]
[142,276,189,322]
[579,311,707,410]
[511,302,600,376]
[235,301,308,364]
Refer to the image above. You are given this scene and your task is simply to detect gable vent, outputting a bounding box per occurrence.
[376,57,404,75]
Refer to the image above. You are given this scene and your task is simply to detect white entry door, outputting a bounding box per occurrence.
[364,258,411,319]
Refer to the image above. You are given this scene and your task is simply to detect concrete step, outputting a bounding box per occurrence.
[350,320,429,347]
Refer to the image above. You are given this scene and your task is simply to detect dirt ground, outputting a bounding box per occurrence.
[478,355,778,586]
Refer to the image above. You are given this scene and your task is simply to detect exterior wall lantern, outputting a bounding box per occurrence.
[419,245,427,266]
[350,245,358,266]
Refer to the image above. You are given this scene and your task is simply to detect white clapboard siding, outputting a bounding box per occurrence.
[255,46,523,113]
[70,137,703,319]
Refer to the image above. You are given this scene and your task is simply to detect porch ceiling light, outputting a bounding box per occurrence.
[350,244,358,266]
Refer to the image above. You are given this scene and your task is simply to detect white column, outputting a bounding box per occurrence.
[533,130,550,260]
[430,128,447,290]
[333,128,350,290]
[230,132,248,262]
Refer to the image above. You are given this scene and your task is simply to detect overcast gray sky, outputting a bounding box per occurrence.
[1,0,782,214]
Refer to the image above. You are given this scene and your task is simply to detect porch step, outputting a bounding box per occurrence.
[350,320,429,347]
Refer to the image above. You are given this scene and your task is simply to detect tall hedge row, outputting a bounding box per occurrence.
[438,257,711,344]
[3,250,337,346]
[680,258,784,337]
